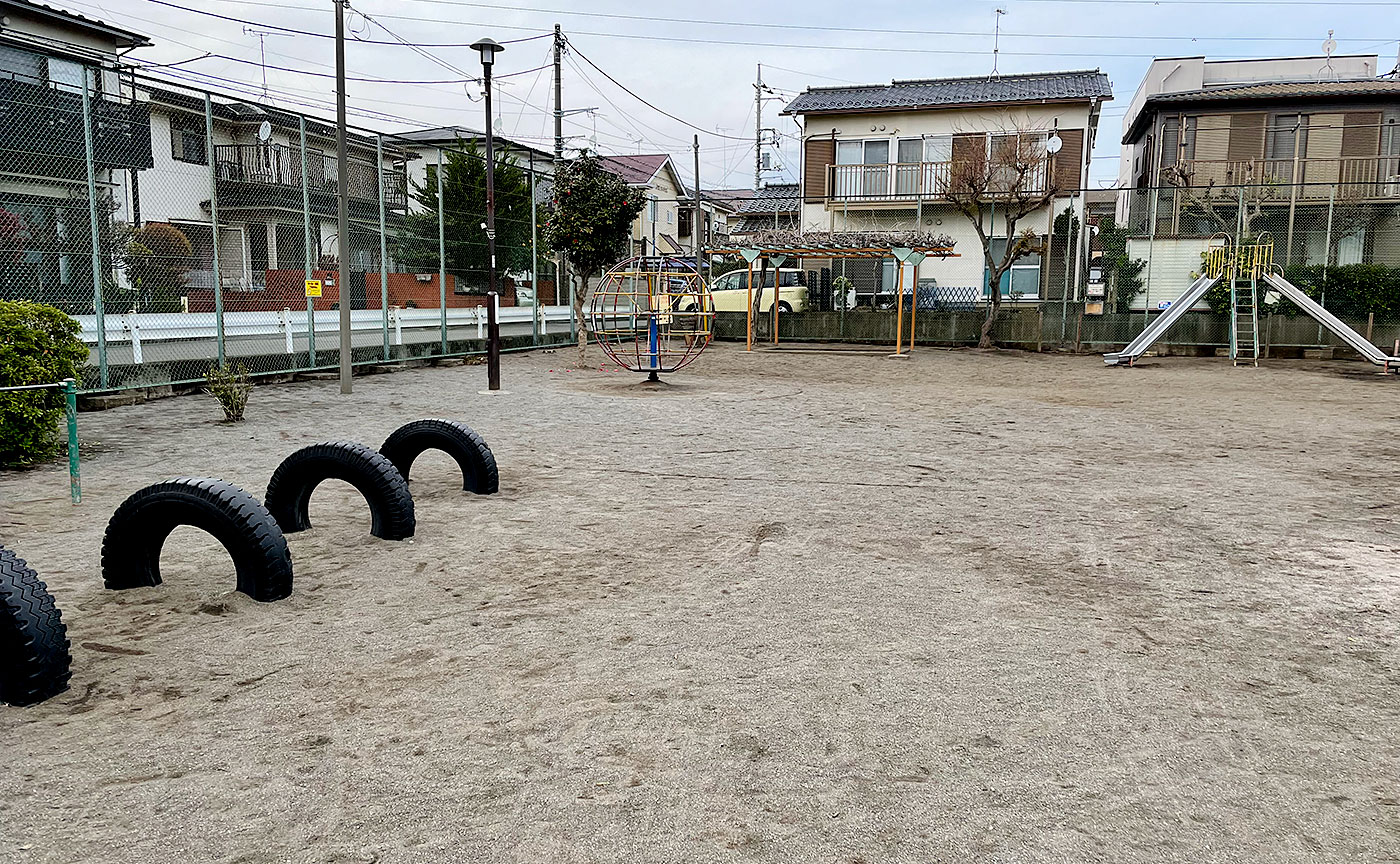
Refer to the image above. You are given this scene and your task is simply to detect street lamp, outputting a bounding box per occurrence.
[472,37,505,391]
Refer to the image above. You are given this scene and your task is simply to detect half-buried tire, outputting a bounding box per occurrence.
[0,546,72,707]
[101,478,294,602]
[380,418,499,495]
[265,441,415,540]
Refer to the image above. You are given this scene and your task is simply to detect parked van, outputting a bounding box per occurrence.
[696,268,808,313]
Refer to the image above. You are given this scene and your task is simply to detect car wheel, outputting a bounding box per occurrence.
[778,301,794,314]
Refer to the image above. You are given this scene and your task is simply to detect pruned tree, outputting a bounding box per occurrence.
[542,151,646,363]
[946,132,1058,348]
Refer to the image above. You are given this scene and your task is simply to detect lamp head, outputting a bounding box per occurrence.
[471,37,505,67]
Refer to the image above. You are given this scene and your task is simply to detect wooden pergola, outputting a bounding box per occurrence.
[707,241,959,355]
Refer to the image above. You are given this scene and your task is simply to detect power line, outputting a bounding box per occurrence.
[369,0,1399,41]
[176,1,1395,59]
[140,0,551,46]
[568,42,749,141]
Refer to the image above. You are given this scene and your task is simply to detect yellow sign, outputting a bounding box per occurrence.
[304,279,322,298]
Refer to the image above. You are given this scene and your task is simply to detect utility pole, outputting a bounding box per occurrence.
[693,135,702,275]
[553,24,564,163]
[334,0,352,394]
[754,63,763,191]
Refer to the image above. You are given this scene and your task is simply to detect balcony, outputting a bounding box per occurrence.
[825,160,1048,206]
[1169,157,1400,200]
[0,77,152,178]
[212,143,409,217]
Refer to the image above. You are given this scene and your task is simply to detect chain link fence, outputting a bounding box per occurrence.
[720,178,1400,357]
[0,73,569,393]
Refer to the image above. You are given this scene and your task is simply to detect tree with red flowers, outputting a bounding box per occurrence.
[543,151,645,361]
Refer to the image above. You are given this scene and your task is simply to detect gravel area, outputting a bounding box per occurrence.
[2,343,1398,863]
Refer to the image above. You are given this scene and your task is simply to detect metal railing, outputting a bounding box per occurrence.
[213,143,408,208]
[1171,157,1400,199]
[826,160,1048,204]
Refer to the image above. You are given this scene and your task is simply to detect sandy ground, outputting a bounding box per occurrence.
[1,342,1398,863]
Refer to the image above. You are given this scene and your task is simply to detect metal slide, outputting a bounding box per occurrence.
[1103,273,1220,366]
[1261,271,1400,368]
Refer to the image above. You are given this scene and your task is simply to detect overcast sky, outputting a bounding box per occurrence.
[74,0,1400,189]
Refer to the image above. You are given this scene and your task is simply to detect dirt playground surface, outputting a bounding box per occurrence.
[2,343,1398,863]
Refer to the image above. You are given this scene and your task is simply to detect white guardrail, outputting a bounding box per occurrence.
[70,305,577,364]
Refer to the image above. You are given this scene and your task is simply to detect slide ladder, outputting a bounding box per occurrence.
[1261,271,1400,370]
[1103,273,1220,366]
[1231,276,1259,367]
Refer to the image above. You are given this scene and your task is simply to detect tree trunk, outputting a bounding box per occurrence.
[979,277,1003,348]
[572,273,588,366]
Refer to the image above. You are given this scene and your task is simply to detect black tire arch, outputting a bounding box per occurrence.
[265,441,415,541]
[101,478,294,602]
[0,546,72,707]
[380,419,499,495]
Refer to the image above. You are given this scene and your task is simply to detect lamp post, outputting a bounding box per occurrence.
[472,37,505,391]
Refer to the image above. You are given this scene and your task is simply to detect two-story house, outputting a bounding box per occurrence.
[783,70,1112,301]
[1119,54,1400,304]
[129,84,411,311]
[599,153,694,258]
[0,0,151,311]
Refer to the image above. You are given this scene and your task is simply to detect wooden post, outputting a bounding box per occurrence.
[1036,305,1044,353]
[746,260,754,351]
[908,264,918,352]
[1367,311,1374,344]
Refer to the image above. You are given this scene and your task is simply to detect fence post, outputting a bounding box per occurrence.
[281,308,294,354]
[377,134,390,361]
[437,149,447,355]
[205,94,225,368]
[300,116,316,366]
[79,77,107,389]
[530,151,539,346]
[1144,184,1158,330]
[127,316,142,365]
[63,379,80,505]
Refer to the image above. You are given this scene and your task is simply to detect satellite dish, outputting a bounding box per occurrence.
[1322,30,1337,58]
[1046,133,1063,155]
[257,120,272,142]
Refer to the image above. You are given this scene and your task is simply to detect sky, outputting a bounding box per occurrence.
[70,0,1400,190]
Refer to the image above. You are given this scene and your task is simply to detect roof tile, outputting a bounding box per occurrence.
[782,70,1112,115]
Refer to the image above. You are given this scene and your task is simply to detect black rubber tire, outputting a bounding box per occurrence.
[101,478,294,602]
[778,301,794,314]
[380,419,499,495]
[265,441,415,540]
[0,546,72,707]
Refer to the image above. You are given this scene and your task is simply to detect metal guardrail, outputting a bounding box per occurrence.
[70,306,576,363]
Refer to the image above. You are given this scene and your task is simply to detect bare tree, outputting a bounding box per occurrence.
[946,132,1058,348]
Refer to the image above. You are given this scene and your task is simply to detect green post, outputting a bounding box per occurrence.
[63,379,80,505]
[437,149,447,355]
[79,76,107,389]
[301,116,316,366]
[378,134,390,361]
[530,151,539,346]
[206,94,225,367]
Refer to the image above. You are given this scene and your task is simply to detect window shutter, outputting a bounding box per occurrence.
[1228,113,1266,161]
[1341,111,1381,158]
[950,133,986,191]
[804,137,833,203]
[1051,128,1084,189]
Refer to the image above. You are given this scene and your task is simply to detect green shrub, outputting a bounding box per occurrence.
[205,363,251,422]
[0,300,87,466]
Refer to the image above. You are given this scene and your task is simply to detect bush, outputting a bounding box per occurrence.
[205,363,251,422]
[1203,262,1400,317]
[0,300,87,466]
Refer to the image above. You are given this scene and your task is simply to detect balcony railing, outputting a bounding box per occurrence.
[1169,157,1400,200]
[0,77,152,174]
[825,160,1048,204]
[213,143,408,209]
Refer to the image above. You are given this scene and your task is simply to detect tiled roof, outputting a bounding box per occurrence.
[736,183,800,215]
[598,153,671,186]
[782,70,1112,115]
[1147,78,1400,103]
[1,0,151,47]
[394,126,554,162]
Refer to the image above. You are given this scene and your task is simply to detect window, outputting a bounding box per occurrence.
[1265,114,1308,180]
[648,197,657,222]
[1381,112,1400,184]
[986,237,1042,300]
[0,44,44,84]
[47,58,96,95]
[666,207,673,224]
[895,138,923,195]
[862,140,889,199]
[170,113,207,165]
[924,135,952,163]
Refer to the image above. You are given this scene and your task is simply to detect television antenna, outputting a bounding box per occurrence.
[990,9,1007,78]
[243,26,287,101]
